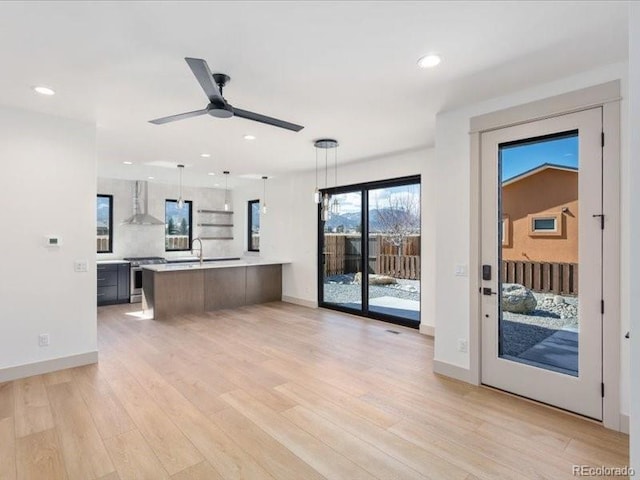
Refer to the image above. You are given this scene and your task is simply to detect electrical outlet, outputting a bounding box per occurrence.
[457,338,468,353]
[74,260,88,272]
[39,334,50,347]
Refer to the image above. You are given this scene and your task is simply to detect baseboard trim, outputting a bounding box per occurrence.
[433,359,472,383]
[0,351,98,383]
[282,296,318,309]
[620,413,630,434]
[419,324,434,337]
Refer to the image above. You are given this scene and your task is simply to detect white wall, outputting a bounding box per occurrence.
[0,106,97,378]
[628,3,639,471]
[97,178,240,260]
[433,61,629,414]
[232,147,436,328]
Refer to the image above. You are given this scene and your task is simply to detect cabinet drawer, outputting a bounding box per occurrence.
[97,264,117,272]
[97,269,118,287]
[97,285,118,305]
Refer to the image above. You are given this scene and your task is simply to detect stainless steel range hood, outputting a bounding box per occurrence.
[122,181,164,225]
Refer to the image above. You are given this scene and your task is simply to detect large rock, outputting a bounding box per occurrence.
[501,283,537,314]
[353,273,397,285]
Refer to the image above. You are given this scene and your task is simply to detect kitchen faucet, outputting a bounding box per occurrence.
[191,237,204,265]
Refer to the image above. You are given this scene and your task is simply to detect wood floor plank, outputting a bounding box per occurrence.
[15,428,67,480]
[46,381,115,479]
[42,369,73,386]
[96,473,121,480]
[170,461,225,480]
[70,364,135,440]
[210,407,325,480]
[104,429,170,480]
[283,405,429,480]
[0,382,14,420]
[98,359,203,476]
[107,348,276,480]
[275,382,469,480]
[0,417,16,480]
[3,302,629,480]
[13,376,54,438]
[221,388,378,480]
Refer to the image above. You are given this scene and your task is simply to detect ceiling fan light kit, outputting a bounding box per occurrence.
[149,58,304,132]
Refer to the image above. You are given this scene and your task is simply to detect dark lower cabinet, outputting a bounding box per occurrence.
[97,262,130,306]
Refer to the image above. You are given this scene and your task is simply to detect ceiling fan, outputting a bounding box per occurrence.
[149,57,304,132]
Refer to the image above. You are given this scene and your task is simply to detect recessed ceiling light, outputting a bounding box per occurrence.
[200,153,211,158]
[243,134,256,141]
[147,176,155,180]
[214,183,220,187]
[417,54,441,69]
[208,172,215,176]
[123,161,133,165]
[33,86,55,96]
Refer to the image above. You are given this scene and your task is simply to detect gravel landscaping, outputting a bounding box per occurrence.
[324,273,420,304]
[503,292,578,330]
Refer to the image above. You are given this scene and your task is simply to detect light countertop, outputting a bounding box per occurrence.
[142,258,290,272]
[97,259,130,265]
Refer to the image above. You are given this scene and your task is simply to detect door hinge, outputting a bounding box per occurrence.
[601,300,605,314]
[601,132,605,147]
[601,382,605,398]
[592,213,605,230]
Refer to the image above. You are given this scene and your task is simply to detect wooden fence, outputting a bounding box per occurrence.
[501,260,578,295]
[97,236,109,252]
[323,234,421,280]
[166,235,190,250]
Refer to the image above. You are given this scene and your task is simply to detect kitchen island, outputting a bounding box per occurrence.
[141,258,288,320]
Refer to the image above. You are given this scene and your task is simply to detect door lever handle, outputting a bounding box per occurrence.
[482,287,497,296]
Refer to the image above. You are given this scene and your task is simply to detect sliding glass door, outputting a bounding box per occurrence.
[319,176,421,328]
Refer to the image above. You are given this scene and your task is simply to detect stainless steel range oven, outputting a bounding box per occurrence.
[123,257,166,303]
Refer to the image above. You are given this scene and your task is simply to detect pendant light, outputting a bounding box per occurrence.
[261,176,268,214]
[330,141,340,215]
[314,139,339,221]
[223,171,230,211]
[313,146,321,204]
[177,164,185,209]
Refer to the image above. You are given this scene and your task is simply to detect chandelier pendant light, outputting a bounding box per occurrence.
[223,171,230,211]
[177,164,185,209]
[314,139,339,221]
[262,176,268,214]
[313,146,321,204]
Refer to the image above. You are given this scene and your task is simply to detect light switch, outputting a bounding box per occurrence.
[74,260,88,272]
[455,264,468,277]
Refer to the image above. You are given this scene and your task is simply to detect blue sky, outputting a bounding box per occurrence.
[501,134,578,181]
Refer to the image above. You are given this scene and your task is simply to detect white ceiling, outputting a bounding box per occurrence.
[0,1,628,187]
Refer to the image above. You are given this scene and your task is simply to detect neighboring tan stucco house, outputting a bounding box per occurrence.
[502,163,578,264]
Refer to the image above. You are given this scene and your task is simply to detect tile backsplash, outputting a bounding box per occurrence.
[97,177,241,259]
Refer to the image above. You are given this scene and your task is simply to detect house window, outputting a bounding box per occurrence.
[528,212,562,237]
[501,215,510,247]
[165,199,192,251]
[97,194,113,253]
[248,199,260,252]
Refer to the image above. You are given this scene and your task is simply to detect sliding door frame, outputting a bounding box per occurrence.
[317,175,421,329]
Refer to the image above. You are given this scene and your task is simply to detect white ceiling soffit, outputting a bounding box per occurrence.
[0,1,628,187]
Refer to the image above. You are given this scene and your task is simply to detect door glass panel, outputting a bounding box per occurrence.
[322,191,362,311]
[499,131,579,376]
[367,184,421,322]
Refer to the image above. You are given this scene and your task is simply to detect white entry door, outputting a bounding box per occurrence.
[480,108,603,420]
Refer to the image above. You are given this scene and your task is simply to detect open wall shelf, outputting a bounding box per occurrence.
[197,208,234,240]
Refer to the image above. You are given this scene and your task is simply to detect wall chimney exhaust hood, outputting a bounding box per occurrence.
[122,181,164,225]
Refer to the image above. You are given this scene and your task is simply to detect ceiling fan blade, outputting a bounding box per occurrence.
[185,57,224,103]
[233,108,304,132]
[149,108,208,125]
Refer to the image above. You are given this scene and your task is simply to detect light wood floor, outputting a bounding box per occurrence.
[0,302,630,480]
